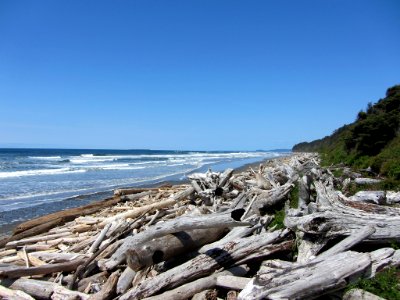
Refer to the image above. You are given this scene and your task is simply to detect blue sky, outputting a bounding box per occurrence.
[0,1,399,150]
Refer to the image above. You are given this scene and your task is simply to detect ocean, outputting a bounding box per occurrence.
[0,148,288,232]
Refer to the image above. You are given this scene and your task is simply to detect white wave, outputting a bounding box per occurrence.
[29,156,62,160]
[0,168,86,178]
[70,157,116,164]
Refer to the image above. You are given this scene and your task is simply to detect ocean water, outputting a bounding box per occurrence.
[0,148,288,230]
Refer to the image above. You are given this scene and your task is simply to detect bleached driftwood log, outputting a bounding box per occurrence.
[120,229,289,299]
[102,186,194,225]
[250,182,294,213]
[10,278,89,299]
[126,228,226,271]
[101,209,250,270]
[355,178,382,185]
[285,181,400,241]
[142,265,250,300]
[251,164,272,190]
[88,270,120,300]
[343,288,386,300]
[316,226,376,261]
[117,267,136,294]
[0,258,85,278]
[0,285,34,300]
[349,191,386,205]
[238,251,371,300]
[386,191,400,204]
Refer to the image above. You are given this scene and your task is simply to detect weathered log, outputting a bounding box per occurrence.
[386,191,400,204]
[0,258,85,278]
[102,208,250,271]
[88,223,112,254]
[116,267,136,294]
[0,285,35,300]
[13,196,123,235]
[119,229,289,299]
[126,228,226,271]
[114,186,171,196]
[250,182,294,213]
[317,226,376,260]
[218,168,234,188]
[349,191,386,205]
[102,186,194,225]
[191,289,217,300]
[238,251,371,300]
[10,278,89,300]
[70,271,109,293]
[142,265,249,300]
[285,181,400,241]
[251,165,272,190]
[5,232,72,248]
[355,178,382,185]
[296,231,328,263]
[88,270,120,300]
[343,288,386,300]
[0,218,66,249]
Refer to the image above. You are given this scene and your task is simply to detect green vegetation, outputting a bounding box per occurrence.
[346,267,400,299]
[269,207,285,229]
[293,85,400,182]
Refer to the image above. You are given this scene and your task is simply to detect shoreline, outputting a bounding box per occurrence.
[0,154,292,237]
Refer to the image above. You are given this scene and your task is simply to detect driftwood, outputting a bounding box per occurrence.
[239,251,371,300]
[13,196,123,234]
[0,285,35,300]
[102,187,194,224]
[10,278,89,299]
[285,181,400,241]
[343,288,386,300]
[126,228,226,271]
[0,259,85,278]
[116,267,136,294]
[88,270,120,300]
[250,181,294,213]
[349,191,386,205]
[142,265,249,300]
[3,153,399,300]
[102,209,250,270]
[120,230,289,299]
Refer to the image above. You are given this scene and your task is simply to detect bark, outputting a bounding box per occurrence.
[119,229,289,299]
[102,209,250,271]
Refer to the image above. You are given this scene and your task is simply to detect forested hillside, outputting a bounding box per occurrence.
[293,85,400,179]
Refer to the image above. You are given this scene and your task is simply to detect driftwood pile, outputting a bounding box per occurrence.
[1,153,400,299]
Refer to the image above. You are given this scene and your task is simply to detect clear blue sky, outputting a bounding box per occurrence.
[1,1,399,150]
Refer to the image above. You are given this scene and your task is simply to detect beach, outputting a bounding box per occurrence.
[0,151,290,237]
